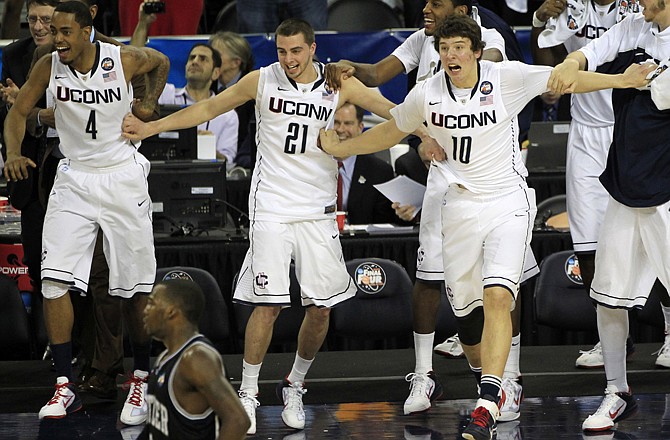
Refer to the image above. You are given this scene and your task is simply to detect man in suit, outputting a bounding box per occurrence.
[334,103,397,225]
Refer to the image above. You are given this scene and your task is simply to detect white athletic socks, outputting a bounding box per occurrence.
[503,334,521,380]
[240,359,262,395]
[414,332,435,374]
[597,306,629,393]
[287,354,314,385]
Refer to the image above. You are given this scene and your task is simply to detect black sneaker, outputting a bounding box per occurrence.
[462,406,497,440]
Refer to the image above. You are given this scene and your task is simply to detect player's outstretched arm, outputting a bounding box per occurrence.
[179,346,249,440]
[3,55,50,182]
[123,70,259,141]
[326,55,405,91]
[571,62,657,94]
[320,118,407,158]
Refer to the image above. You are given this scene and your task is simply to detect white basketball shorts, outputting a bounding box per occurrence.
[441,185,536,317]
[41,155,156,297]
[233,219,357,307]
[566,122,612,252]
[590,197,670,309]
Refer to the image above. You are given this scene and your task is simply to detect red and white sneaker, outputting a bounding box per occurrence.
[582,386,638,432]
[120,370,149,426]
[38,376,82,419]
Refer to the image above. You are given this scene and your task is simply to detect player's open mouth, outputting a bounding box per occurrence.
[448,64,461,72]
[424,17,434,27]
[56,46,70,56]
[286,64,299,72]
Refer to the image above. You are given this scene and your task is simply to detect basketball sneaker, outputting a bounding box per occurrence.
[576,338,635,369]
[582,386,638,432]
[653,334,670,368]
[434,334,465,358]
[276,378,306,430]
[238,389,260,435]
[403,371,443,415]
[499,377,523,422]
[120,370,148,425]
[38,376,82,419]
[462,398,499,440]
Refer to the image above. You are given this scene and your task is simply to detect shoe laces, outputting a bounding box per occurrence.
[579,341,602,355]
[445,335,460,348]
[652,336,670,356]
[405,373,429,397]
[283,382,306,412]
[470,406,493,429]
[48,381,73,405]
[123,373,147,407]
[501,378,518,399]
[238,390,260,413]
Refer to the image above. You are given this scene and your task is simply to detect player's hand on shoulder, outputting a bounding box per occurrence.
[3,154,36,182]
[325,61,355,92]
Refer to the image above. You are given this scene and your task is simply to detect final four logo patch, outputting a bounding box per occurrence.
[355,262,386,294]
[564,254,583,285]
[162,270,194,281]
[101,57,114,71]
[480,81,493,95]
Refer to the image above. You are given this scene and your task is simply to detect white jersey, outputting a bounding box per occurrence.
[392,26,506,83]
[251,62,340,222]
[49,41,136,167]
[391,61,552,193]
[564,1,617,126]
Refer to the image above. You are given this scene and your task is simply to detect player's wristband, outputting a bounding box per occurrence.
[533,11,547,28]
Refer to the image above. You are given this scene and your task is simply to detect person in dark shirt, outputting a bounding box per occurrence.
[141,279,249,440]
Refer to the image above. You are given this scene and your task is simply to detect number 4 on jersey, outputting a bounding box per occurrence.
[86,110,98,139]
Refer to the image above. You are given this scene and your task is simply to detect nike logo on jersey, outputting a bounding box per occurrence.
[55,75,66,79]
[429,101,441,105]
[277,86,289,91]
[331,233,338,239]
[138,199,147,207]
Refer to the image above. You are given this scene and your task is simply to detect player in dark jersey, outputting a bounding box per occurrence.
[140,279,249,440]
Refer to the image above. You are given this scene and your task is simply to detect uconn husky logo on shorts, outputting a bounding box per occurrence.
[355,262,386,294]
[564,254,583,285]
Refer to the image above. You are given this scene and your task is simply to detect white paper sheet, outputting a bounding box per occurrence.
[373,175,426,210]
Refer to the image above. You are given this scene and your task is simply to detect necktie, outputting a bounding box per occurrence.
[337,161,343,211]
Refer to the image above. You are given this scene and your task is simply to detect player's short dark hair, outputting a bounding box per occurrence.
[432,14,485,55]
[276,18,315,46]
[190,43,222,69]
[157,279,205,326]
[54,1,93,27]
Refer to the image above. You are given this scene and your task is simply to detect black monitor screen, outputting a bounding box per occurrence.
[148,161,227,234]
[139,105,197,161]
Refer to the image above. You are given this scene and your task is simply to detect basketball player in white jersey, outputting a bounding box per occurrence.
[121,18,400,435]
[326,0,536,420]
[549,0,670,431]
[3,1,168,421]
[532,0,670,370]
[319,15,651,440]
